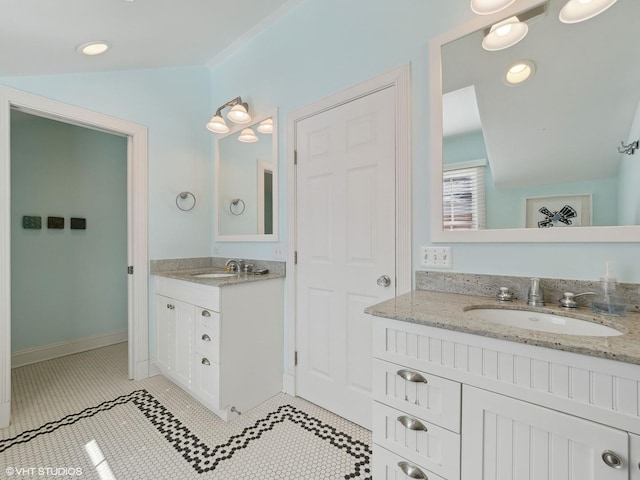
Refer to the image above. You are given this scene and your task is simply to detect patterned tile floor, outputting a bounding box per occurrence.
[0,343,372,479]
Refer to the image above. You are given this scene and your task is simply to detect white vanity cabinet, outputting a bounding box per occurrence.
[154,275,284,420]
[371,316,640,480]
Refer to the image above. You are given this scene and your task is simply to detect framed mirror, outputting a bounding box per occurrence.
[215,109,278,242]
[430,0,640,242]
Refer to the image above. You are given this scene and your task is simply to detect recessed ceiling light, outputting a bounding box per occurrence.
[77,41,110,56]
[559,0,617,24]
[505,60,536,85]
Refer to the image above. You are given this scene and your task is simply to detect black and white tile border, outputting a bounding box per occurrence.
[0,389,372,479]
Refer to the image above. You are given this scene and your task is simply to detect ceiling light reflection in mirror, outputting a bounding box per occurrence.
[433,0,640,242]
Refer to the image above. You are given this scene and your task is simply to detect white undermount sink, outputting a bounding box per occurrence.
[466,308,623,337]
[192,272,236,278]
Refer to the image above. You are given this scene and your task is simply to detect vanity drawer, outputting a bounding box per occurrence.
[193,353,221,410]
[373,358,461,432]
[373,402,460,480]
[373,445,447,480]
[195,307,220,362]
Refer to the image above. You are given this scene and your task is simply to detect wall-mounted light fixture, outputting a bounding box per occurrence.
[238,127,259,143]
[206,96,252,134]
[559,0,617,24]
[482,16,529,51]
[470,0,516,15]
[257,118,274,134]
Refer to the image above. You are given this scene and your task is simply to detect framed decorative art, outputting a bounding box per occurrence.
[525,194,592,228]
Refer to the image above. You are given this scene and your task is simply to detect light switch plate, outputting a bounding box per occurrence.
[420,246,452,268]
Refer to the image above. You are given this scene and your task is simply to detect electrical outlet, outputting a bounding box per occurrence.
[420,246,452,268]
[274,246,286,260]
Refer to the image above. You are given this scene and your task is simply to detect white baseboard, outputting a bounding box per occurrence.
[282,373,295,396]
[11,331,128,368]
[148,360,161,377]
[0,400,9,428]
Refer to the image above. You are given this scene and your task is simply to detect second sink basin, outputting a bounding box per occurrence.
[466,308,623,337]
[192,272,236,278]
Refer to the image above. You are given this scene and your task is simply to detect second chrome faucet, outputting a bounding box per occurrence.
[527,277,545,307]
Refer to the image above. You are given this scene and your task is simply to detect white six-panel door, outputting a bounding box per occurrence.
[295,86,397,429]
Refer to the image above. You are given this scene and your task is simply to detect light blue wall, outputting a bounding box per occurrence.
[218,129,273,235]
[1,66,213,357]
[11,112,127,351]
[0,66,213,260]
[209,0,640,282]
[618,101,640,225]
[444,132,619,228]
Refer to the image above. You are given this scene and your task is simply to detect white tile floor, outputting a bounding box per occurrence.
[0,343,372,479]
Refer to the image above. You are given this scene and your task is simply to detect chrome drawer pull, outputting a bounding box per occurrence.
[397,461,428,479]
[397,369,428,383]
[201,310,211,317]
[201,334,211,342]
[397,415,428,432]
[201,358,210,366]
[602,450,623,469]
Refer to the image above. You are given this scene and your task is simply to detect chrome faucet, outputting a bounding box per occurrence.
[527,278,545,307]
[225,258,245,273]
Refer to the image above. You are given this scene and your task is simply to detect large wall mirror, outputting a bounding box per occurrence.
[215,110,278,242]
[430,0,640,242]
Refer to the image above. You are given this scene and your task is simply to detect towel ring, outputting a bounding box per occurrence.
[230,198,245,216]
[176,192,196,211]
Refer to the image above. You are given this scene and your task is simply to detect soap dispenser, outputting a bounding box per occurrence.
[592,261,627,317]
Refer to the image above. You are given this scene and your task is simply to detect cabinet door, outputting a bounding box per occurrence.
[155,294,175,374]
[172,299,194,390]
[194,353,220,410]
[462,386,629,479]
[631,433,640,480]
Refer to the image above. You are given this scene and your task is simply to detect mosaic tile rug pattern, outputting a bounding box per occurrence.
[0,343,372,479]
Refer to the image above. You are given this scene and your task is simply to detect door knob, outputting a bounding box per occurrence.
[377,275,392,287]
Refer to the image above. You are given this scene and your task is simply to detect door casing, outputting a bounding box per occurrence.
[284,64,412,394]
[0,86,149,428]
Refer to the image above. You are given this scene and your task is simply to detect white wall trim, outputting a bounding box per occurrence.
[148,360,161,378]
[282,373,296,396]
[0,85,149,428]
[285,64,412,381]
[11,331,128,369]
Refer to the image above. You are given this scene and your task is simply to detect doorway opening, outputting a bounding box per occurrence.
[0,86,149,428]
[10,110,128,368]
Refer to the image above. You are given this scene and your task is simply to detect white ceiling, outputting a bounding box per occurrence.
[0,0,299,77]
[441,0,640,189]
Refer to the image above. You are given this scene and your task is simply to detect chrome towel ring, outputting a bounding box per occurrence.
[176,191,196,211]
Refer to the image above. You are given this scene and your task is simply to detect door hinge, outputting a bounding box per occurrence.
[127,266,134,274]
[294,150,298,165]
[294,351,298,366]
[294,251,298,264]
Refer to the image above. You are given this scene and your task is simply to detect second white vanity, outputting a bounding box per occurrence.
[153,264,284,421]
[366,287,640,480]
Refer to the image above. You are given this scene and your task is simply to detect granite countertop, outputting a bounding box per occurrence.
[365,290,640,365]
[153,267,285,288]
